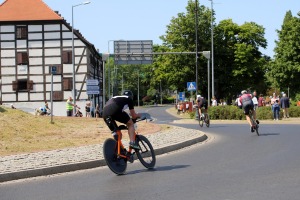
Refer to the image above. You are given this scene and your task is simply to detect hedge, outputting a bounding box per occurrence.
[189,105,300,120]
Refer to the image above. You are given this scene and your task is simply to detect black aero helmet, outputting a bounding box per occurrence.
[122,90,133,100]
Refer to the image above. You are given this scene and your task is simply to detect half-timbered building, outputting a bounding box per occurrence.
[0,0,103,116]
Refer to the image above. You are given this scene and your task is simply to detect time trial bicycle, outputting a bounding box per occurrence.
[103,117,156,175]
[198,109,210,128]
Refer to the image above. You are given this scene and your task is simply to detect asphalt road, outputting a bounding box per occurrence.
[1,106,300,200]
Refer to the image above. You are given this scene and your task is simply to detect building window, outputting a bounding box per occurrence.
[16,26,28,39]
[62,51,72,64]
[17,52,29,65]
[12,79,33,91]
[63,78,73,91]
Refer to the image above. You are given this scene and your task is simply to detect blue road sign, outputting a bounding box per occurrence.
[187,82,196,91]
[179,92,185,101]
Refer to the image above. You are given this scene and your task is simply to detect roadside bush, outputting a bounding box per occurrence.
[189,105,300,120]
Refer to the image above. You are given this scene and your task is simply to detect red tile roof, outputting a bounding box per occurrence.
[0,0,62,21]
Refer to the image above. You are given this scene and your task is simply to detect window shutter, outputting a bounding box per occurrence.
[63,78,73,91]
[27,80,33,90]
[53,91,63,101]
[63,51,72,64]
[12,81,18,91]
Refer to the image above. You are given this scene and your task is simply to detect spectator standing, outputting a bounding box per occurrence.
[258,94,265,107]
[85,102,91,117]
[272,99,280,120]
[95,104,101,118]
[212,96,217,106]
[297,99,300,107]
[66,96,76,117]
[252,91,258,110]
[280,93,290,118]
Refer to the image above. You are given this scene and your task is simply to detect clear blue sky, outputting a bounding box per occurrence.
[43,0,300,58]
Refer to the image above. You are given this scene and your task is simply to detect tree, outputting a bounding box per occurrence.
[267,11,300,97]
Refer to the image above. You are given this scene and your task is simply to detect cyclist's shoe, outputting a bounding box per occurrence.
[129,141,140,150]
[256,120,260,124]
[250,126,255,132]
[126,152,134,163]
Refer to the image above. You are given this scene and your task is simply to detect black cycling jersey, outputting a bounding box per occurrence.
[104,96,134,112]
[197,97,207,109]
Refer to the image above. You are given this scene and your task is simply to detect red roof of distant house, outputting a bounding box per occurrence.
[0,0,62,21]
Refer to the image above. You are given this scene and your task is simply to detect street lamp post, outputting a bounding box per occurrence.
[72,1,91,113]
[203,51,211,107]
[195,0,199,96]
[209,0,215,97]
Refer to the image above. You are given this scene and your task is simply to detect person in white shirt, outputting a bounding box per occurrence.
[252,91,258,110]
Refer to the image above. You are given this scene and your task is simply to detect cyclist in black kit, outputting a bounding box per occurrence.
[102,90,142,149]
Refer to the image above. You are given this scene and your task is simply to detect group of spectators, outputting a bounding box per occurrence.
[235,91,291,120]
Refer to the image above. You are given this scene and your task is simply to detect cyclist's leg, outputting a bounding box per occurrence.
[244,104,252,127]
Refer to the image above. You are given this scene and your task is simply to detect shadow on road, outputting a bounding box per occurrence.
[259,133,280,136]
[127,164,190,175]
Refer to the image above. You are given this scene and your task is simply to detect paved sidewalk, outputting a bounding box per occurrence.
[0,126,207,183]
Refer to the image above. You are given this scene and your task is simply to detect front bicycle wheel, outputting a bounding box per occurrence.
[198,116,203,127]
[135,135,156,169]
[103,138,127,175]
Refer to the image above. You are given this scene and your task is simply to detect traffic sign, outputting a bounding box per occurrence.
[179,92,185,101]
[187,82,196,91]
[86,79,99,86]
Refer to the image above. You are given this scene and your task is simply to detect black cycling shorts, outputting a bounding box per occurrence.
[199,103,208,110]
[102,103,130,126]
[243,102,254,115]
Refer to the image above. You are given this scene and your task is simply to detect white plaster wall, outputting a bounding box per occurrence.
[77,65,87,73]
[33,84,44,92]
[17,40,27,48]
[46,83,62,91]
[44,32,60,39]
[2,85,13,93]
[1,58,15,66]
[28,33,43,40]
[63,39,84,47]
[1,76,15,84]
[45,75,61,82]
[18,93,29,101]
[62,25,69,31]
[44,40,60,47]
[30,93,44,101]
[28,41,43,48]
[1,42,15,48]
[1,67,15,75]
[29,57,43,65]
[28,25,42,32]
[30,75,44,83]
[62,32,72,39]
[29,49,43,57]
[1,34,14,40]
[0,25,14,32]
[44,24,60,31]
[63,64,73,73]
[2,94,16,101]
[30,66,43,74]
[45,48,61,56]
[1,49,15,57]
[45,57,61,65]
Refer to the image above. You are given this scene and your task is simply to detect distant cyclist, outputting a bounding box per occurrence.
[102,90,142,150]
[239,90,259,132]
[197,95,208,120]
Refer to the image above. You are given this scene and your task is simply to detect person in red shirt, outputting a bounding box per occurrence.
[239,90,259,132]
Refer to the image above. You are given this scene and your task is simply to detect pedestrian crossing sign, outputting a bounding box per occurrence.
[187,82,196,91]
